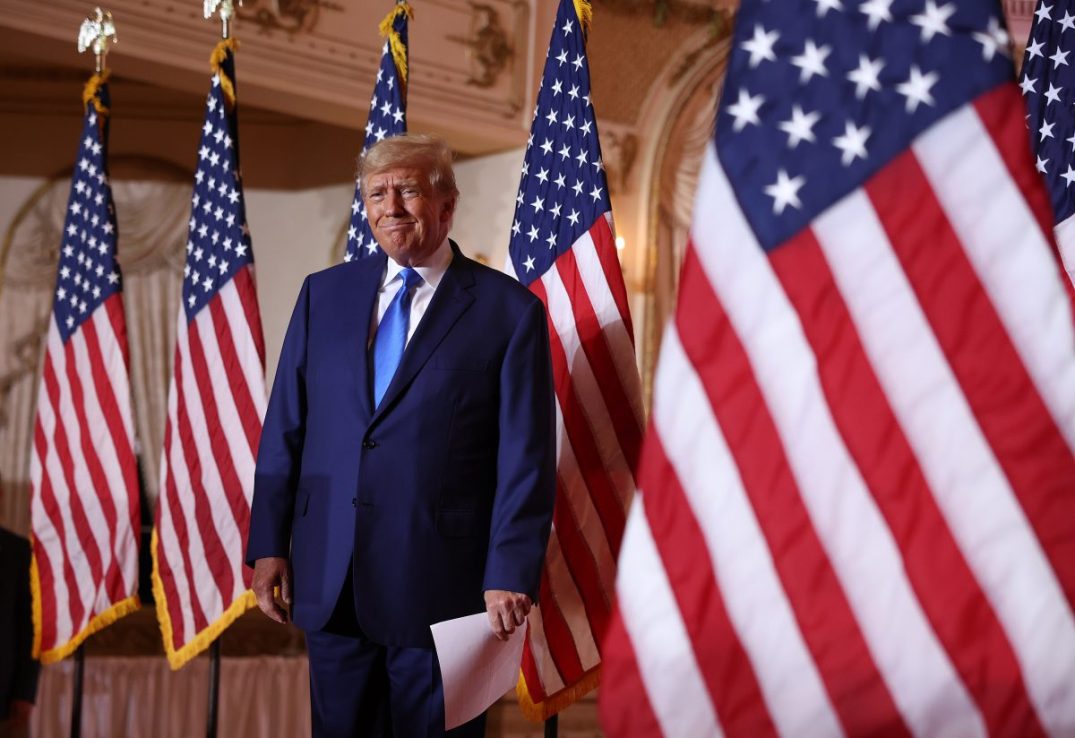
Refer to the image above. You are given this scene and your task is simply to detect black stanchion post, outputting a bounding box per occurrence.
[69,645,84,738]
[206,639,222,738]
[544,713,559,738]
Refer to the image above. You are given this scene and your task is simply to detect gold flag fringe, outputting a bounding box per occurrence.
[150,528,258,670]
[82,69,112,117]
[209,38,241,109]
[516,664,602,722]
[572,0,593,33]
[378,3,414,84]
[30,535,141,664]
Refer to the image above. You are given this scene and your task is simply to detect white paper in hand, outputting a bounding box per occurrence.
[431,612,527,730]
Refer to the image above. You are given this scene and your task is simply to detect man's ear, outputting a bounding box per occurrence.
[441,195,457,221]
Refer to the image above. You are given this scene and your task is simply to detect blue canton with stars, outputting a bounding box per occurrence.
[54,83,122,343]
[1020,0,1075,225]
[345,11,409,262]
[719,0,1012,251]
[507,0,611,287]
[182,51,255,320]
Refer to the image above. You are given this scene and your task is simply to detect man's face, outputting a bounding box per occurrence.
[363,166,455,267]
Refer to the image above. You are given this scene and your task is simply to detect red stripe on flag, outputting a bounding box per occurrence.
[599,606,664,738]
[172,345,235,610]
[208,295,262,461]
[538,570,585,686]
[520,629,548,703]
[159,421,210,637]
[233,266,266,362]
[41,356,106,605]
[530,279,627,552]
[552,476,611,643]
[97,298,140,528]
[677,245,911,736]
[589,217,635,342]
[640,430,779,737]
[32,419,77,645]
[771,227,1047,737]
[974,85,1075,314]
[31,527,60,651]
[554,249,643,466]
[187,316,251,541]
[62,338,124,603]
[869,150,1075,611]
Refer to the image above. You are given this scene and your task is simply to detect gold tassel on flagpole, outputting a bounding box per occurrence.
[572,0,593,33]
[378,2,414,84]
[209,37,240,109]
[82,69,112,117]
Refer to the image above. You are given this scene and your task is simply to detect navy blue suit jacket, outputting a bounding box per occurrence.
[246,245,556,647]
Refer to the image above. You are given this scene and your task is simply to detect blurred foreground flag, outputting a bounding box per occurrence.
[152,40,267,669]
[600,0,1075,734]
[507,0,644,720]
[344,2,412,262]
[31,70,140,663]
[1019,0,1075,288]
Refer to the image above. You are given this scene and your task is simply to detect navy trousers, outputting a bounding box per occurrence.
[304,569,487,738]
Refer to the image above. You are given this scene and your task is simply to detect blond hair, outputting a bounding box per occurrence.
[358,134,459,198]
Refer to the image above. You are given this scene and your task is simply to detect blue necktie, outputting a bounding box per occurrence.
[372,267,423,407]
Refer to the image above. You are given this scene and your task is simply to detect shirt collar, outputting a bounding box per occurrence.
[382,236,453,291]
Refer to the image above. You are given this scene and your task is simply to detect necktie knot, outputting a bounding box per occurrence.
[399,267,422,290]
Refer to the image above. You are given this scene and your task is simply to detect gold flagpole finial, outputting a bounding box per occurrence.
[77,7,118,74]
[204,0,242,39]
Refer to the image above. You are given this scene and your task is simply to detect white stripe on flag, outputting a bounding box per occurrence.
[913,106,1075,453]
[48,326,114,615]
[527,602,567,695]
[156,392,198,643]
[71,321,136,595]
[571,230,645,427]
[696,147,986,737]
[617,500,724,738]
[176,316,246,609]
[219,276,268,417]
[653,324,843,737]
[544,526,601,672]
[542,265,633,504]
[555,410,617,594]
[814,188,1075,734]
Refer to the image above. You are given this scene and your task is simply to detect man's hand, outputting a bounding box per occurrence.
[252,556,291,624]
[484,590,532,641]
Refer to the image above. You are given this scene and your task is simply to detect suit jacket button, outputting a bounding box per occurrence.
[362,439,376,449]
[352,497,357,508]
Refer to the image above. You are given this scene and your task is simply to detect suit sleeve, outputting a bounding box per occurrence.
[482,297,557,600]
[246,276,311,565]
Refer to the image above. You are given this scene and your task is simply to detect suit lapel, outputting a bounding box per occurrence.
[346,252,387,423]
[372,248,476,422]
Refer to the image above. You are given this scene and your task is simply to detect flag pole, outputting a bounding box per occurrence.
[198,7,239,736]
[544,713,559,737]
[206,639,222,738]
[66,11,118,738]
[69,645,84,738]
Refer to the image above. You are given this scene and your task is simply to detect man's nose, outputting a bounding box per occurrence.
[383,190,404,214]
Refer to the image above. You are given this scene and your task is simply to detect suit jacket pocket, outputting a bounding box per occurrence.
[436,508,477,538]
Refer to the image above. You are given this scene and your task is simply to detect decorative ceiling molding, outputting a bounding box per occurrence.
[0,0,539,153]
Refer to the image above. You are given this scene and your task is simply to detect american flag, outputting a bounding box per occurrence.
[601,0,1075,734]
[30,73,141,663]
[507,0,644,719]
[152,42,267,669]
[1020,0,1075,289]
[344,3,411,263]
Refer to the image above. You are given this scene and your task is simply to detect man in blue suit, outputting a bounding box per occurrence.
[246,134,556,738]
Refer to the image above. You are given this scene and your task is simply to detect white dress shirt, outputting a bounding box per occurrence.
[370,236,453,347]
